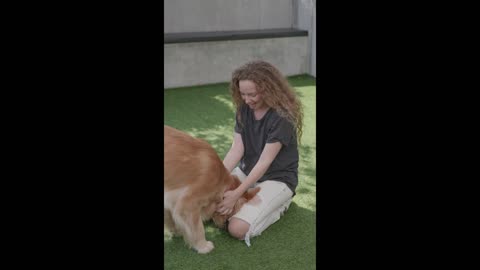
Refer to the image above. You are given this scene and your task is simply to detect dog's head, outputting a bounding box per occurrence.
[212,175,261,229]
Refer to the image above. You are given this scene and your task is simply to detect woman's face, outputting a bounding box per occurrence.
[239,80,267,111]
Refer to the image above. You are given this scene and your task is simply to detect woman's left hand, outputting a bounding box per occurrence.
[217,189,241,215]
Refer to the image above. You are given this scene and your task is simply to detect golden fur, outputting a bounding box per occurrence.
[164,125,259,254]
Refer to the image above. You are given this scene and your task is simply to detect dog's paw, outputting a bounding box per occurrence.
[196,241,214,254]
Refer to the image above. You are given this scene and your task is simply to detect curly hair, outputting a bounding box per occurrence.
[229,60,304,143]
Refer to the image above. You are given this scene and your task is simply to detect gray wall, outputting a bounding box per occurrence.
[164,36,308,88]
[164,0,293,33]
[164,0,316,88]
[294,0,316,76]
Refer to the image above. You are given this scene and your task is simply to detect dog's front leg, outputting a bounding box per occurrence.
[173,198,214,254]
[164,208,181,236]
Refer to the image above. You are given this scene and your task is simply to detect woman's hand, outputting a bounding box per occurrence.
[217,189,241,215]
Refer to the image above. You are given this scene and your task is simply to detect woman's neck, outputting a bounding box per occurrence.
[253,106,270,120]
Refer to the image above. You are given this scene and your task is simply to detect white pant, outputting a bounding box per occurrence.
[230,167,293,246]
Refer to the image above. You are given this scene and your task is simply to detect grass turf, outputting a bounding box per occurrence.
[164,74,316,270]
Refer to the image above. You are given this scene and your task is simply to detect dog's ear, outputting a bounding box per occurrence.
[227,174,241,191]
[244,187,261,201]
[231,197,247,217]
[212,213,228,229]
[231,175,241,186]
[227,187,261,221]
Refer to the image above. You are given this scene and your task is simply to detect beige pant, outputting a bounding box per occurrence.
[230,167,293,247]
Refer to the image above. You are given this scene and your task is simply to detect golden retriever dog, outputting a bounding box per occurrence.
[164,125,259,254]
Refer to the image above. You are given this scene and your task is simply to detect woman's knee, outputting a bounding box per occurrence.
[228,218,250,240]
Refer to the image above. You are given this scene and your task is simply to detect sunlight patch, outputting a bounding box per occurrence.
[294,86,316,92]
[164,229,174,241]
[213,95,235,111]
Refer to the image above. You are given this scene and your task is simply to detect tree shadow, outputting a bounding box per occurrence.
[164,82,236,157]
[164,76,316,157]
[298,145,316,176]
[288,74,317,88]
[164,77,316,268]
[164,76,317,198]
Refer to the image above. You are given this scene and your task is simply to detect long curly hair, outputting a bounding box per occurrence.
[230,60,304,143]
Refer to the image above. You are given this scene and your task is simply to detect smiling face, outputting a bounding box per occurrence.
[239,80,267,111]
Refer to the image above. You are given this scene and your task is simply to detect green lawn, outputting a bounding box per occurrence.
[164,74,316,270]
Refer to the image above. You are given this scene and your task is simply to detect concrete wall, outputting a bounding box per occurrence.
[164,0,293,33]
[163,0,316,88]
[164,36,308,88]
[293,0,316,76]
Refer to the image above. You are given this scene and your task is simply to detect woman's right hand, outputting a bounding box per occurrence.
[217,189,241,215]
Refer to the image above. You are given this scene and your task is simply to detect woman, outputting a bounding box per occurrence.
[217,60,303,246]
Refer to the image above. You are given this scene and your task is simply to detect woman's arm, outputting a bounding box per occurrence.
[222,132,244,173]
[218,141,283,215]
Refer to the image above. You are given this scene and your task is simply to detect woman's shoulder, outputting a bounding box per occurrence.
[266,109,295,128]
[240,103,248,110]
[266,108,287,122]
[237,103,250,117]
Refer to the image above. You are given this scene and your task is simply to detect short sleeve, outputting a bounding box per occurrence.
[234,114,242,133]
[234,105,247,133]
[266,116,295,147]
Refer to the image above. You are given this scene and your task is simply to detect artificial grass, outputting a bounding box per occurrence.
[164,74,316,270]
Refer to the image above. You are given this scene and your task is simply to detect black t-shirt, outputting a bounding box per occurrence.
[234,104,299,195]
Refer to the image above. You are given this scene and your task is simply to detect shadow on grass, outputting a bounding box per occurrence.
[164,77,316,269]
[164,202,315,270]
[297,144,316,182]
[164,75,317,199]
[288,74,317,88]
[164,82,235,157]
[164,77,316,155]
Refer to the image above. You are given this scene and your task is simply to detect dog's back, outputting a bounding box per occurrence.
[164,125,233,254]
[164,125,229,192]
